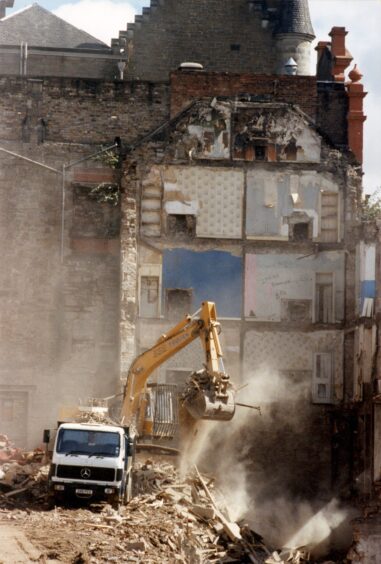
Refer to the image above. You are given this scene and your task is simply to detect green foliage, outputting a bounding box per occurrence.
[89,183,120,206]
[362,187,381,221]
[93,149,120,169]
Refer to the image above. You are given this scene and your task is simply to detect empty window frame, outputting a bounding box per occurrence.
[140,276,160,318]
[167,214,196,238]
[312,353,333,404]
[320,192,339,242]
[314,272,334,323]
[291,222,311,242]
[166,288,193,320]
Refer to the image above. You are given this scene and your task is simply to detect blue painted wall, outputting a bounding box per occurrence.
[163,249,242,317]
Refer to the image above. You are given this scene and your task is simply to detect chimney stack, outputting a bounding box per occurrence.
[347,65,367,164]
[0,1,14,19]
[329,27,353,82]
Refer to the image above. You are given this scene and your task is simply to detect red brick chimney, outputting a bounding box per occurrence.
[329,27,353,82]
[347,64,367,163]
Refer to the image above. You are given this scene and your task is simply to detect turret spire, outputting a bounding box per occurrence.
[275,0,315,75]
[276,0,315,38]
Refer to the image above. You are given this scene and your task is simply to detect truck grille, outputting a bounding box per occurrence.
[56,465,116,482]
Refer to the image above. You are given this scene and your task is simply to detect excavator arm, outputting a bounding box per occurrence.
[120,302,235,434]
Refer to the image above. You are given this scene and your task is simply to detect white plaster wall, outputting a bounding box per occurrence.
[246,169,341,240]
[245,251,345,321]
[244,330,344,401]
[163,166,243,238]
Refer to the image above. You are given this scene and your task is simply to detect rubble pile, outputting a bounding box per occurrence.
[0,451,314,563]
[0,435,48,505]
[120,460,310,564]
[0,433,23,462]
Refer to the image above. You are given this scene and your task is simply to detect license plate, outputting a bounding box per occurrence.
[76,489,93,495]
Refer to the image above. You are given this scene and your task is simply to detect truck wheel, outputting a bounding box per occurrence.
[111,494,120,510]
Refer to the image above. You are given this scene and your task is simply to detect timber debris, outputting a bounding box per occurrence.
[0,448,315,563]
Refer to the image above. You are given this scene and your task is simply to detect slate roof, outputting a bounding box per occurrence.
[276,0,315,38]
[0,3,108,49]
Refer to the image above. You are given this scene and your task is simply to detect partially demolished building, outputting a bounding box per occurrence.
[0,0,378,537]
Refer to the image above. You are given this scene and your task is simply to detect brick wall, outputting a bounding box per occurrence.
[317,83,348,147]
[0,141,124,447]
[170,71,318,119]
[0,73,170,448]
[0,77,170,145]
[124,0,282,81]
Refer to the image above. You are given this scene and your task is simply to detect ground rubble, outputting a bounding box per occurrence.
[0,443,329,563]
[0,434,48,503]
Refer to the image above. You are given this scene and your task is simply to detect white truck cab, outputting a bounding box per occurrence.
[48,422,133,507]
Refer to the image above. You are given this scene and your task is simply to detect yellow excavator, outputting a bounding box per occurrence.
[120,301,235,444]
[47,302,236,505]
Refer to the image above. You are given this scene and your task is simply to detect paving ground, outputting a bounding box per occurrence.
[0,522,44,563]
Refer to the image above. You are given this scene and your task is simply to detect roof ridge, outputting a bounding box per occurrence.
[1,3,107,46]
[0,2,34,21]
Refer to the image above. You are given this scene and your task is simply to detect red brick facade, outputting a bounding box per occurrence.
[170,71,318,119]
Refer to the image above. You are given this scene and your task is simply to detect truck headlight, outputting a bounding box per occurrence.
[54,485,65,491]
[104,488,114,494]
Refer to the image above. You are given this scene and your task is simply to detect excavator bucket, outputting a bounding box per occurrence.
[181,369,235,421]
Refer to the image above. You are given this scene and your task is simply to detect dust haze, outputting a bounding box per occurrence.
[180,366,355,557]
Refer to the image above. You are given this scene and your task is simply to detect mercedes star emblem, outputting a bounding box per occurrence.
[80,467,91,479]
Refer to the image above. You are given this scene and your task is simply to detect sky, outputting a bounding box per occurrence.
[7,0,381,193]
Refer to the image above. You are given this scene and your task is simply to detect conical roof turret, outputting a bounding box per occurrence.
[276,0,315,38]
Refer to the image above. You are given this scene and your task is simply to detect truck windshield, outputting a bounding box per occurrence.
[56,429,120,457]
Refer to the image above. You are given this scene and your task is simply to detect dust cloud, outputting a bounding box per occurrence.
[180,366,355,557]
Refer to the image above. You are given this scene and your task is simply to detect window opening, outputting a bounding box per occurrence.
[254,144,266,160]
[320,192,339,242]
[140,276,159,318]
[315,272,334,323]
[166,289,193,320]
[167,214,196,238]
[312,353,333,403]
[292,222,310,241]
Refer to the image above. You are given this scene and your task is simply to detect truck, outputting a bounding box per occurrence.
[46,301,235,507]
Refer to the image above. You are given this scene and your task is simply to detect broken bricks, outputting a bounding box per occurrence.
[0,453,314,563]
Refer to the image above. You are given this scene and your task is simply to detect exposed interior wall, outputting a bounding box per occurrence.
[162,249,242,318]
[116,92,364,506]
[244,329,344,403]
[245,252,345,322]
[246,170,340,242]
